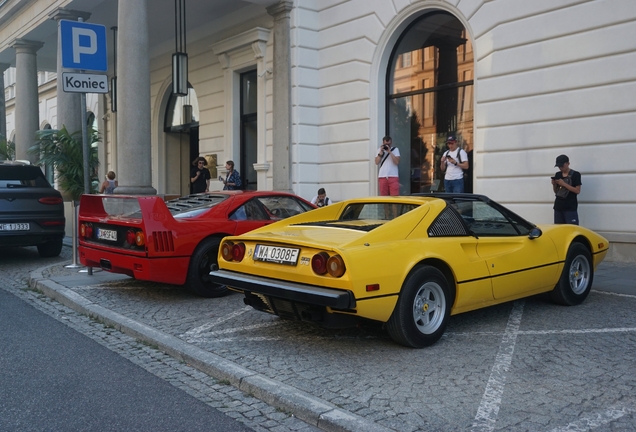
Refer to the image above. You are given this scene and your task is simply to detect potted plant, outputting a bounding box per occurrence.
[0,136,15,161]
[29,127,100,201]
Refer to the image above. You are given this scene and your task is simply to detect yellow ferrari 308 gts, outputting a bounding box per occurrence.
[209,194,609,348]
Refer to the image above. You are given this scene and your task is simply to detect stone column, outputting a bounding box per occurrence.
[0,63,9,145]
[10,39,43,163]
[267,1,293,192]
[114,0,156,195]
[49,8,91,135]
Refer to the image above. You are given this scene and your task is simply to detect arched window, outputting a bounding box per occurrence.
[164,85,200,132]
[387,11,474,193]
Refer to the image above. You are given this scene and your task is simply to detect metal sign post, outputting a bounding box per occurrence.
[60,18,108,274]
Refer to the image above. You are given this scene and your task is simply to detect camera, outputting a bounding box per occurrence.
[382,144,389,151]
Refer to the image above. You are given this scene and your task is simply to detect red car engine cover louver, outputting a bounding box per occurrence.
[152,231,175,252]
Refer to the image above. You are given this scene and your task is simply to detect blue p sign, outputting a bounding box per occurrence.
[60,20,107,72]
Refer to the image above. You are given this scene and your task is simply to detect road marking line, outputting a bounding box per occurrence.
[448,327,636,337]
[181,306,253,337]
[548,405,632,432]
[592,290,636,299]
[519,327,636,335]
[471,300,525,432]
[183,321,280,341]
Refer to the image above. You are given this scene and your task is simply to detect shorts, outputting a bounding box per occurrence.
[379,177,399,196]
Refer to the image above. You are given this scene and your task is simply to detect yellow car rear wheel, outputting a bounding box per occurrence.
[387,265,451,348]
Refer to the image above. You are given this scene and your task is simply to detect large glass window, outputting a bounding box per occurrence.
[387,11,474,194]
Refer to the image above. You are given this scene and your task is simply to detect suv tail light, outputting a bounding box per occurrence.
[39,197,63,205]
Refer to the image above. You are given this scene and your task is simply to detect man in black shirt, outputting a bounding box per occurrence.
[551,154,581,225]
[190,157,210,193]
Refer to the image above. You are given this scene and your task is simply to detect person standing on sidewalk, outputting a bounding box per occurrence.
[552,154,581,225]
[190,157,210,194]
[440,134,468,193]
[375,136,401,196]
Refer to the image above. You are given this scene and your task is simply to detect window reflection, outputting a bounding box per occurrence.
[164,85,200,132]
[388,11,474,194]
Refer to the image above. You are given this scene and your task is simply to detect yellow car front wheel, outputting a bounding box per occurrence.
[386,265,451,348]
[551,242,593,306]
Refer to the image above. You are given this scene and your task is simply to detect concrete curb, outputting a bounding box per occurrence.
[29,264,392,432]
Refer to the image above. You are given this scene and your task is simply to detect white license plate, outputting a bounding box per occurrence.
[254,244,300,265]
[0,223,30,231]
[96,228,117,241]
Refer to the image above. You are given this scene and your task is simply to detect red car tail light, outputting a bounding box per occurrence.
[39,197,63,205]
[221,241,234,261]
[125,229,145,247]
[126,229,136,245]
[135,231,145,247]
[232,242,246,262]
[327,254,346,278]
[80,223,93,238]
[311,252,329,275]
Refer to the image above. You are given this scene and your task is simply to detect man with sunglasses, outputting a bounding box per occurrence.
[190,157,211,193]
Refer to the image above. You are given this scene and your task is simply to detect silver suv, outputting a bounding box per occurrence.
[0,161,65,257]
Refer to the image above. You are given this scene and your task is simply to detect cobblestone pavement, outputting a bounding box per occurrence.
[0,246,320,432]
[14,243,636,431]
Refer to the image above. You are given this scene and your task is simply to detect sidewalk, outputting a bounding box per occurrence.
[29,260,390,432]
[29,256,636,432]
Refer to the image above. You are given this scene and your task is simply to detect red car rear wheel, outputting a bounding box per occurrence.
[186,237,228,298]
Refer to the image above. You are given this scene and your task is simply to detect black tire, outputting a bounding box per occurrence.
[550,242,593,306]
[37,238,63,258]
[386,265,451,348]
[186,237,228,298]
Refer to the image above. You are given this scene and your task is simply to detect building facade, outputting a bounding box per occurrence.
[1,0,635,261]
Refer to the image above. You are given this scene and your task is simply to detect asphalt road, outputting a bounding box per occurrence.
[0,287,252,432]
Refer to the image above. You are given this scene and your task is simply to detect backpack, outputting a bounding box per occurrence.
[445,149,469,177]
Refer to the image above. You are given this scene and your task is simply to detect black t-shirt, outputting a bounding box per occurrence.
[190,166,210,193]
[553,169,581,211]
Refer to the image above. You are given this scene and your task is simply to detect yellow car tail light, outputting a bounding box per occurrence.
[327,254,346,278]
[311,252,329,275]
[221,241,234,261]
[232,242,246,262]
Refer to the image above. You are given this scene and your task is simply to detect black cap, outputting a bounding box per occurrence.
[555,154,569,167]
[446,134,457,142]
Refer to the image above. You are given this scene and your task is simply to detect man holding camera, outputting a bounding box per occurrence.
[311,188,331,207]
[375,136,401,196]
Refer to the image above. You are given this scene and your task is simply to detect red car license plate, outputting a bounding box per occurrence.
[96,228,117,241]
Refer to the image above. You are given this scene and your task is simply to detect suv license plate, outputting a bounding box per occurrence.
[254,244,300,265]
[1,223,30,231]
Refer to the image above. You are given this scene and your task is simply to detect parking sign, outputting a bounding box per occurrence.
[60,20,107,71]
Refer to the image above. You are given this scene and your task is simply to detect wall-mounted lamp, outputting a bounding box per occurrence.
[172,0,188,96]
